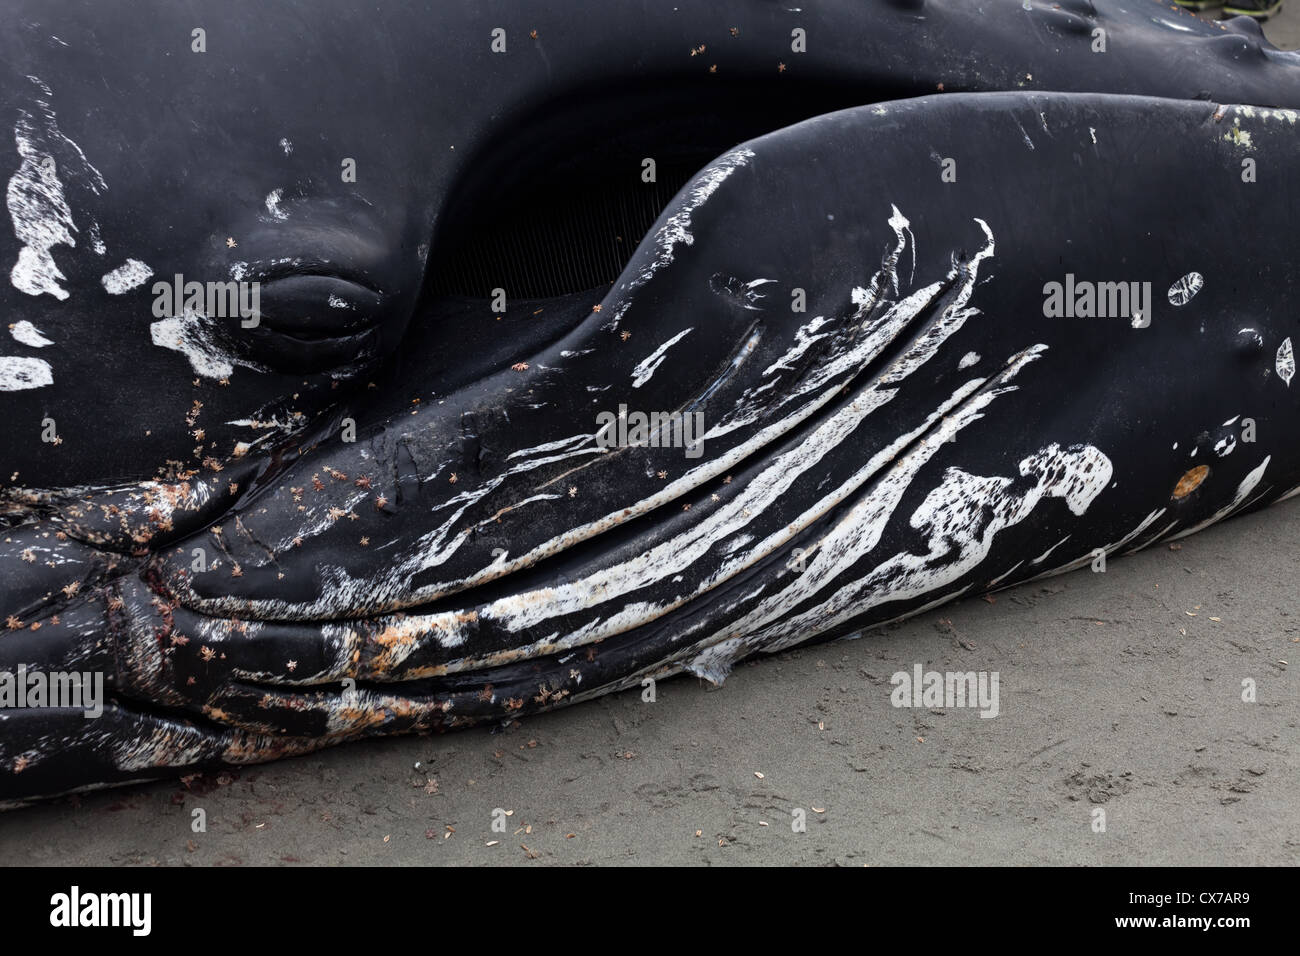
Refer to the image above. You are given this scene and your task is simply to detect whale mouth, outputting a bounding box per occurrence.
[62,198,1021,753]
[2,90,1027,764]
[426,75,908,302]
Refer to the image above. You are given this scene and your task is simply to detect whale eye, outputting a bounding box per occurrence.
[229,271,388,374]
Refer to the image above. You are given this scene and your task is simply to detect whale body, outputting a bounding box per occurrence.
[1,0,1299,802]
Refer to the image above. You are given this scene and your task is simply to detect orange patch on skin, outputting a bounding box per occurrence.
[1172,465,1210,499]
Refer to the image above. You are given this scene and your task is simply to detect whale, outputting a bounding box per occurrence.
[2,0,1300,803]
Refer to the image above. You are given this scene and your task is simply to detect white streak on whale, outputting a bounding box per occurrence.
[7,86,106,300]
[307,225,1022,668]
[989,560,1025,586]
[631,328,693,387]
[9,320,52,347]
[1169,457,1271,541]
[887,204,916,289]
[0,356,54,390]
[1167,272,1203,307]
[180,210,1003,632]
[100,259,153,294]
[608,147,754,324]
[150,309,263,379]
[691,438,1113,676]
[265,188,288,221]
[765,316,832,375]
[1276,337,1294,387]
[1032,535,1072,564]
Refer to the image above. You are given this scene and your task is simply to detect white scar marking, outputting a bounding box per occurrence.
[958,351,980,369]
[631,328,693,388]
[607,148,754,324]
[10,320,52,347]
[1276,337,1294,387]
[150,309,263,379]
[0,355,53,390]
[989,560,1025,586]
[1032,535,1072,564]
[765,316,831,375]
[265,188,288,221]
[887,204,916,288]
[1167,272,1203,307]
[100,258,153,294]
[741,277,776,309]
[6,80,107,300]
[653,150,751,270]
[686,438,1111,680]
[151,314,234,378]
[1082,509,1172,567]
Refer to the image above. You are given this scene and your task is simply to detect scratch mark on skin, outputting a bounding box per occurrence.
[765,316,832,375]
[710,273,776,310]
[631,328,693,388]
[989,560,1024,586]
[681,356,1097,686]
[1013,117,1036,150]
[688,436,1112,681]
[1032,535,1072,564]
[887,204,916,288]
